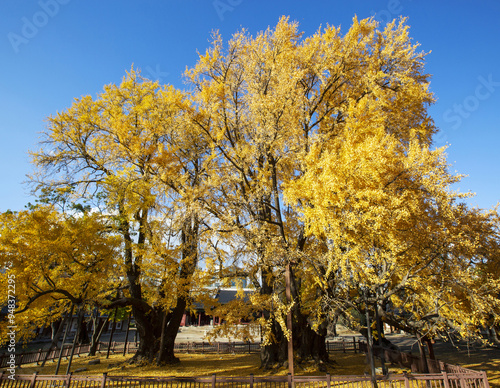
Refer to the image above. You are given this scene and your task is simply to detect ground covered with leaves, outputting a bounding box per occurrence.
[17,352,378,376]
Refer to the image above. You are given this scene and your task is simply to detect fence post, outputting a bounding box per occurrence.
[441,372,451,388]
[36,349,42,365]
[287,373,292,388]
[100,373,108,388]
[482,371,491,388]
[353,337,357,353]
[342,339,346,353]
[211,374,216,388]
[17,353,24,367]
[459,374,467,388]
[29,372,38,388]
[326,373,331,388]
[403,372,411,388]
[250,373,254,388]
[65,372,73,388]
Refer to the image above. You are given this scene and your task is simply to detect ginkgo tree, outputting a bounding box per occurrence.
[284,91,500,345]
[12,14,500,371]
[184,15,456,368]
[30,69,213,364]
[0,205,120,345]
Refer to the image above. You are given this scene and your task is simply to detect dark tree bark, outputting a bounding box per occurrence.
[157,218,199,365]
[77,316,90,344]
[290,255,330,369]
[259,262,283,369]
[117,205,162,364]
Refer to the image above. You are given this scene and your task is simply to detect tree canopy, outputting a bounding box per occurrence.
[1,16,499,369]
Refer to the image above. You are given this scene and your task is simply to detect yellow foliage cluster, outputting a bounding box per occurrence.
[5,16,499,352]
[0,206,120,343]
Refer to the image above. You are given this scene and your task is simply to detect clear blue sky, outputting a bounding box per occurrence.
[1,0,499,212]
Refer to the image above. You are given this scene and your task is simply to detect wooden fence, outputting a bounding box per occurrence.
[0,371,491,388]
[0,338,363,368]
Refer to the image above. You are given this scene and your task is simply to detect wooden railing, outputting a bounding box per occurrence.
[0,371,491,388]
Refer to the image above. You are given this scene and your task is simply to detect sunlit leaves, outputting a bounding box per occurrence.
[0,206,120,344]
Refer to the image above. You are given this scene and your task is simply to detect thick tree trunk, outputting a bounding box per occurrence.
[295,320,329,366]
[119,206,162,364]
[259,263,288,369]
[260,319,288,369]
[129,305,161,363]
[157,301,187,365]
[416,332,429,373]
[290,261,330,369]
[259,248,330,370]
[156,217,199,365]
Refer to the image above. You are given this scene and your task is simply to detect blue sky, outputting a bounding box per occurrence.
[1,0,499,212]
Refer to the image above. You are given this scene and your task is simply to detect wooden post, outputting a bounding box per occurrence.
[106,307,118,359]
[250,374,254,388]
[55,304,74,374]
[211,374,216,388]
[123,312,132,356]
[364,289,378,388]
[100,373,108,388]
[65,372,72,388]
[441,372,451,388]
[326,373,331,388]
[403,372,411,388]
[41,312,69,368]
[353,337,357,353]
[29,372,38,388]
[374,300,387,375]
[65,308,84,375]
[416,332,429,373]
[287,373,293,388]
[285,262,294,376]
[459,375,467,388]
[482,371,491,388]
[35,349,42,365]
